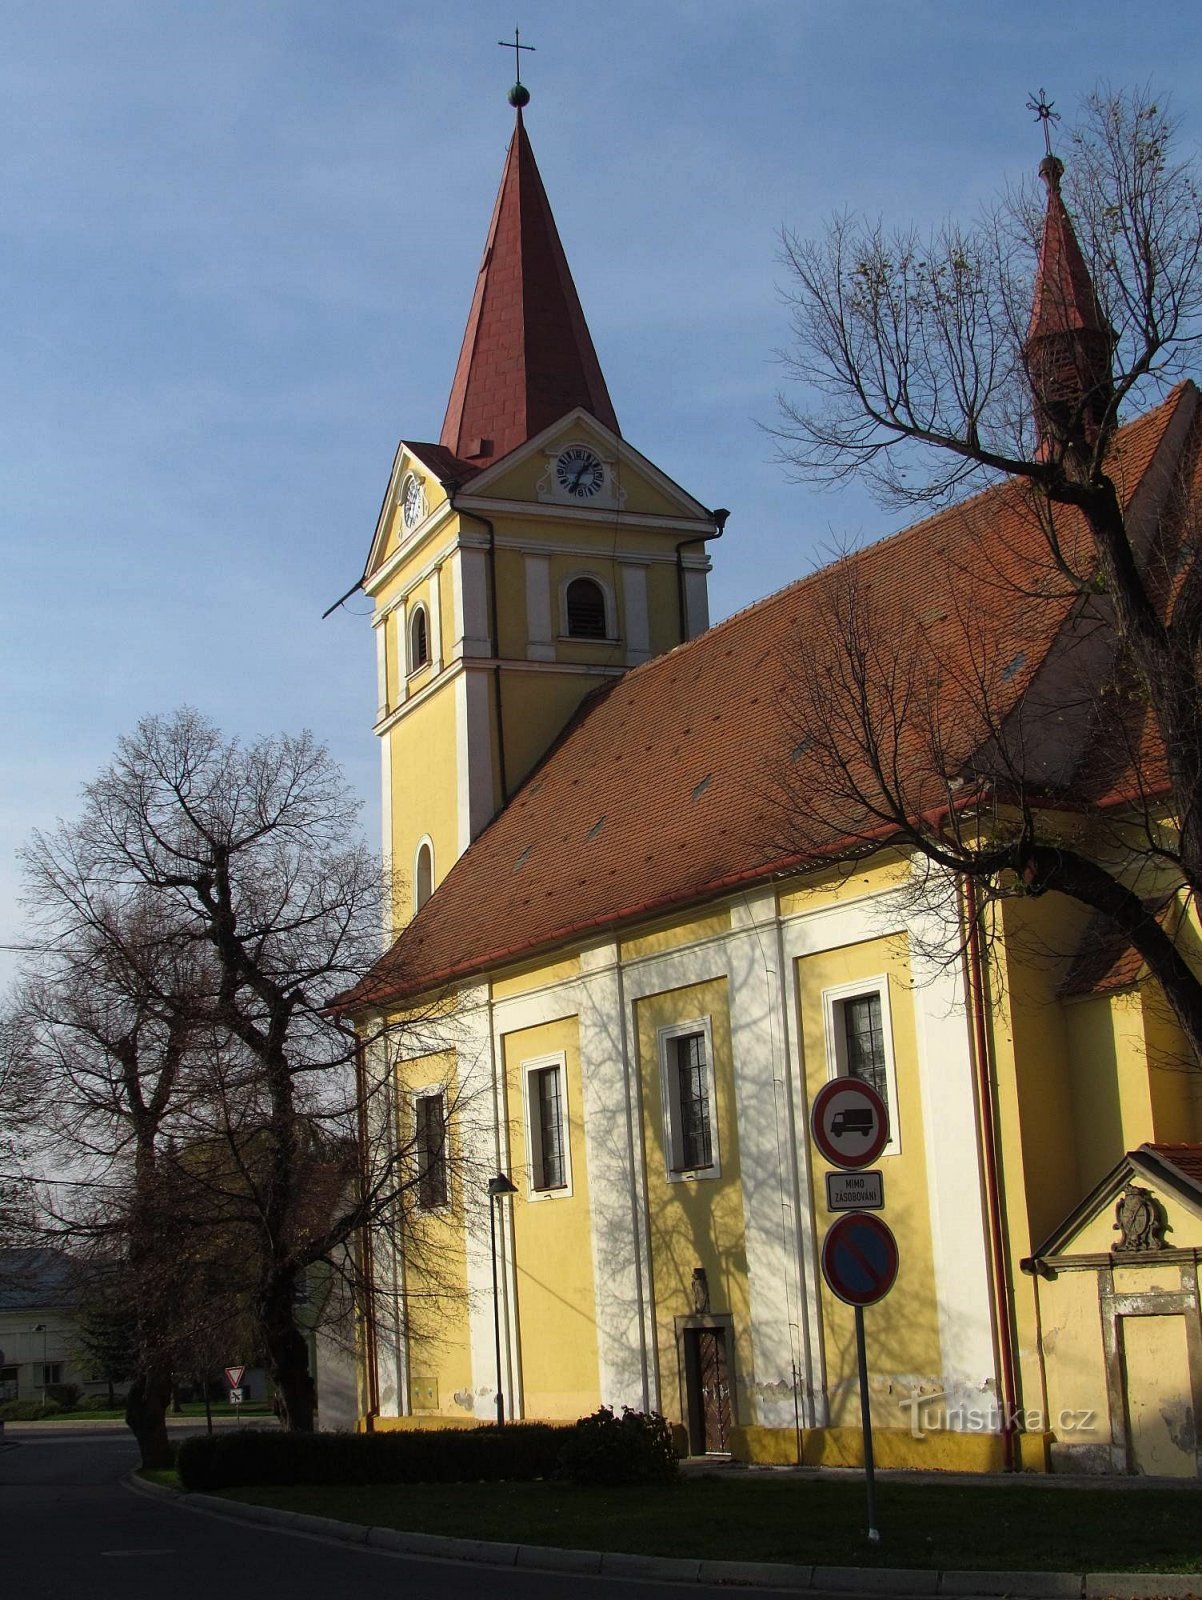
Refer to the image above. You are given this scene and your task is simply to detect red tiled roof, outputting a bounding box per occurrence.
[1138,1143,1202,1199]
[1058,898,1176,999]
[439,110,619,465]
[403,441,481,492]
[344,390,1193,1010]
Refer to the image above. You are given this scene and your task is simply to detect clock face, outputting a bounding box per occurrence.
[401,473,425,530]
[555,446,605,500]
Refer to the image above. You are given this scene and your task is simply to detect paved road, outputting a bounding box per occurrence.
[0,1424,817,1599]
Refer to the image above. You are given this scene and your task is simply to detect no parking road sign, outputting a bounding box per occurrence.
[810,1078,889,1170]
[821,1212,899,1307]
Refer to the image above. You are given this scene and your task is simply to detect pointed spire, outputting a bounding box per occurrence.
[1024,151,1114,461]
[440,107,619,465]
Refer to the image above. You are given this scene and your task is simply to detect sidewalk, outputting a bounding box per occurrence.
[126,1472,1202,1597]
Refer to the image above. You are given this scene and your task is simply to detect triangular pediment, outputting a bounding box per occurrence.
[454,407,714,529]
[1031,1144,1202,1262]
[361,440,480,585]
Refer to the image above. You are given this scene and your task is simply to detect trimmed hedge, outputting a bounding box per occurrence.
[177,1422,571,1491]
[558,1406,678,1486]
[177,1408,680,1491]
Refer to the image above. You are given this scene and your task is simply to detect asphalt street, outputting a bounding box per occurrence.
[0,1423,815,1600]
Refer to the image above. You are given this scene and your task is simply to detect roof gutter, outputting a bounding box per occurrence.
[676,508,729,642]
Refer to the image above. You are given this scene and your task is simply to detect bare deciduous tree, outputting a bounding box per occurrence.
[14,709,472,1439]
[772,87,1202,1062]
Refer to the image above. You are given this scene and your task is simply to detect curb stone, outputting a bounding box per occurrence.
[122,1475,1201,1595]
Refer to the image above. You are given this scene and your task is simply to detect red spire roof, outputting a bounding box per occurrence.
[1025,154,1113,455]
[439,110,619,465]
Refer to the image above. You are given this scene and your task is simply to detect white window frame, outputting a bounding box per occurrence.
[407,601,431,676]
[821,975,902,1157]
[657,1016,721,1182]
[413,836,435,913]
[558,571,617,642]
[411,1081,451,1212]
[521,1051,573,1201]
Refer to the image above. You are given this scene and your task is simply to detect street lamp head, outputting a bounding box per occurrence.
[487,1173,518,1199]
[32,1323,46,1332]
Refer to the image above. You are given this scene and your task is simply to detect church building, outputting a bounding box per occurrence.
[340,91,1202,1476]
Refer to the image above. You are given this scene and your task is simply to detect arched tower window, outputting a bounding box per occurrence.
[414,839,434,911]
[565,577,608,640]
[409,604,430,672]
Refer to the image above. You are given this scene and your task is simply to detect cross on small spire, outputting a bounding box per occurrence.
[1026,88,1061,159]
[499,27,535,87]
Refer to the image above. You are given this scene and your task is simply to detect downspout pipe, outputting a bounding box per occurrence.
[676,508,730,642]
[963,876,1019,1471]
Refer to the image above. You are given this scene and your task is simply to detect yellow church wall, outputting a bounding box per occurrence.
[499,670,606,796]
[777,854,910,920]
[621,909,731,963]
[491,955,582,1003]
[1141,989,1202,1143]
[500,1016,601,1420]
[1065,995,1132,1195]
[388,687,460,927]
[480,434,702,521]
[633,979,755,1430]
[795,934,943,1434]
[390,1049,473,1421]
[1035,1269,1110,1453]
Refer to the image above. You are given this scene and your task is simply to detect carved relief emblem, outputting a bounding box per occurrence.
[1112,1184,1166,1253]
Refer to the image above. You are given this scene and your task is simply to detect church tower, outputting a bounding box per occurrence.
[360,90,725,931]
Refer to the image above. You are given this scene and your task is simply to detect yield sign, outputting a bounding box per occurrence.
[224,1365,245,1389]
[821,1212,899,1307]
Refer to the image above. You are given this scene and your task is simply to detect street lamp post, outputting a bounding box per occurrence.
[487,1173,518,1426]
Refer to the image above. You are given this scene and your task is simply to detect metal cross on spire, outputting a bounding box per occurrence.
[1026,88,1061,158]
[499,27,535,87]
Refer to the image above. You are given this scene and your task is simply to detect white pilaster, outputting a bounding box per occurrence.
[683,563,710,638]
[525,554,555,661]
[453,546,493,658]
[621,562,651,664]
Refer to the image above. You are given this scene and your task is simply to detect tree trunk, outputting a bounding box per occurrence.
[261,1279,316,1432]
[124,1360,173,1469]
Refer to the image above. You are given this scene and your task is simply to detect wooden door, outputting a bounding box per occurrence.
[686,1328,731,1454]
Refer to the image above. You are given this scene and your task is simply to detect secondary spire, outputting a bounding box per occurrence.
[439,76,620,465]
[1023,91,1114,463]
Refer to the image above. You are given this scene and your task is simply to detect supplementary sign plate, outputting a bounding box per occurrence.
[821,1213,899,1307]
[810,1078,889,1170]
[228,1387,244,1405]
[825,1169,884,1211]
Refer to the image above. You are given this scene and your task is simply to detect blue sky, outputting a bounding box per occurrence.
[3,2,1201,981]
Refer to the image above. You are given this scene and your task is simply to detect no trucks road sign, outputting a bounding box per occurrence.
[821,1212,899,1307]
[810,1078,889,1170]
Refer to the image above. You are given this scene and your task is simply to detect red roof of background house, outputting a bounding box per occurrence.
[439,110,619,466]
[343,389,1194,1011]
[1138,1143,1202,1200]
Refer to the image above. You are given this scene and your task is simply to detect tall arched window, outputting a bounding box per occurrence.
[414,839,434,910]
[565,577,608,639]
[409,604,430,672]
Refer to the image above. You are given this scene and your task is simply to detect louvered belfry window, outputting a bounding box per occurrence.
[675,1032,713,1171]
[565,577,607,639]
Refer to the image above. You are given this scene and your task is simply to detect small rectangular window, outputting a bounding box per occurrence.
[822,978,901,1156]
[0,1365,17,1401]
[843,993,888,1105]
[39,1362,63,1387]
[415,1092,448,1208]
[658,1018,720,1180]
[532,1065,566,1190]
[675,1033,713,1171]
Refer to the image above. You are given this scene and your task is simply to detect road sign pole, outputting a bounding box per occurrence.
[855,1305,881,1545]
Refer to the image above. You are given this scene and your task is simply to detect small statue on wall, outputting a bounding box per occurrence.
[1112,1184,1166,1253]
[691,1266,710,1313]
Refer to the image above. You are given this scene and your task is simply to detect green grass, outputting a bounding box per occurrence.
[217,1476,1202,1573]
[137,1468,182,1490]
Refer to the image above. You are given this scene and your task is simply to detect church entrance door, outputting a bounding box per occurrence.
[685,1327,730,1454]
